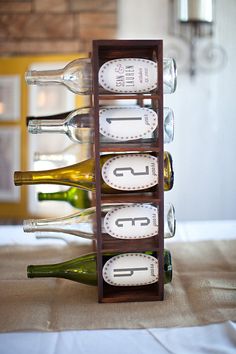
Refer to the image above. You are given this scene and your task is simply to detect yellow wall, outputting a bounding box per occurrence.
[0,54,86,220]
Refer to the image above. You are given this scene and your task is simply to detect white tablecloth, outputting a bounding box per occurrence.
[0,321,236,354]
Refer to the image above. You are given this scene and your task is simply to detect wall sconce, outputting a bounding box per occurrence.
[168,0,227,76]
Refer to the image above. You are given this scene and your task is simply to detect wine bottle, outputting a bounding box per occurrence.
[27,106,174,144]
[27,249,172,286]
[38,187,91,210]
[23,203,176,240]
[34,143,91,166]
[25,57,177,95]
[14,152,174,193]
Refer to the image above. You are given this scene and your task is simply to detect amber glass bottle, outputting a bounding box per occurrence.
[14,152,174,193]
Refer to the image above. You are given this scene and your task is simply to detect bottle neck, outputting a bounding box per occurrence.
[28,119,66,134]
[27,263,97,285]
[27,254,98,286]
[38,190,68,202]
[38,188,91,209]
[23,217,94,240]
[27,264,59,278]
[14,159,95,191]
[25,68,64,85]
[23,218,61,232]
[34,152,65,162]
[14,171,41,185]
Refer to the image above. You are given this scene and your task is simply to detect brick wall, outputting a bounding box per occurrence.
[0,0,117,55]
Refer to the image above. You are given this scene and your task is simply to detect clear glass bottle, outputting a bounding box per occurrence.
[38,187,91,210]
[34,143,91,166]
[25,58,92,95]
[25,57,177,95]
[14,152,174,193]
[27,106,174,144]
[27,249,172,286]
[23,203,176,240]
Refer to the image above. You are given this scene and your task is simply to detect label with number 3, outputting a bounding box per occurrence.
[104,204,158,239]
[102,154,158,191]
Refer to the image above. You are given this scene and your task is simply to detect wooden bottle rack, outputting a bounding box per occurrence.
[92,40,164,303]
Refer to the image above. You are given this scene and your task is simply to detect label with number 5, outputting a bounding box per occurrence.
[104,204,158,239]
[102,154,158,191]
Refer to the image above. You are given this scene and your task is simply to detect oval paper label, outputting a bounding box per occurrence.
[104,204,158,239]
[102,154,158,191]
[99,107,157,141]
[98,58,157,93]
[102,253,158,286]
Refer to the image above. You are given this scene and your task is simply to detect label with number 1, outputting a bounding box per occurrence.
[99,107,157,141]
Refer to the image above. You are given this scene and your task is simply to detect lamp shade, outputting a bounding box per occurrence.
[178,0,213,23]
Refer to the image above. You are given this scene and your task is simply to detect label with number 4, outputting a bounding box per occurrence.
[102,154,158,191]
[102,253,159,286]
[104,204,158,239]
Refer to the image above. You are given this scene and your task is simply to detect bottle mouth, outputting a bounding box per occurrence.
[14,171,22,186]
[25,70,37,85]
[164,107,174,144]
[14,171,34,186]
[26,117,34,126]
[34,152,40,162]
[23,219,35,232]
[164,250,172,283]
[163,58,177,94]
[37,192,43,201]
[27,265,34,278]
[164,152,174,191]
[28,120,41,134]
[171,58,177,93]
[167,204,176,237]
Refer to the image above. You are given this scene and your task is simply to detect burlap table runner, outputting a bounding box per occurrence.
[0,240,235,332]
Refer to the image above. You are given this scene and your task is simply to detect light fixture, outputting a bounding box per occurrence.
[167,0,227,76]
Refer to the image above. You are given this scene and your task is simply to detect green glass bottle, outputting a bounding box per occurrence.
[27,250,172,286]
[38,187,91,209]
[14,152,174,193]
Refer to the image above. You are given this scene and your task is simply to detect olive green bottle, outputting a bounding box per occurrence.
[38,187,91,209]
[14,152,174,193]
[27,250,172,286]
